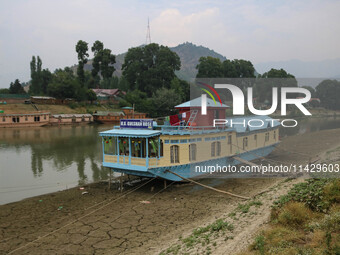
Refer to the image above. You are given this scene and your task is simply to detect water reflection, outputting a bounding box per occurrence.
[0,125,111,204]
[0,117,339,205]
[0,125,110,184]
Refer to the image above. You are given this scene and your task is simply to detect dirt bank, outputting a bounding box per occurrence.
[0,128,339,255]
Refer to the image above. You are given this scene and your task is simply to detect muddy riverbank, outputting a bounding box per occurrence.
[1,128,339,255]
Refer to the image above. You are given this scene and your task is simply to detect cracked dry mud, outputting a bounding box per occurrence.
[1,128,339,255]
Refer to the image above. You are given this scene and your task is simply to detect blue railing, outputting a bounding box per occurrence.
[158,125,233,135]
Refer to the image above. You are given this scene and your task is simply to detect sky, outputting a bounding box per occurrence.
[0,0,340,88]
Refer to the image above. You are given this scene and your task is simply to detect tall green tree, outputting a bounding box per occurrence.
[9,79,26,94]
[91,40,104,80]
[196,56,223,78]
[122,43,180,96]
[29,55,43,95]
[315,79,340,110]
[75,40,89,87]
[90,40,116,83]
[254,68,297,104]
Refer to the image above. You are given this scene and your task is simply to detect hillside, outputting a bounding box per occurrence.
[73,42,227,82]
[170,42,227,81]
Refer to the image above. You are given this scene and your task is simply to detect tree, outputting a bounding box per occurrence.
[196,56,223,78]
[29,55,46,95]
[40,69,53,95]
[170,77,190,101]
[86,89,97,104]
[90,40,116,82]
[150,88,182,117]
[0,88,10,94]
[75,40,89,87]
[254,68,297,104]
[47,68,79,100]
[302,86,316,98]
[315,79,340,110]
[9,79,26,94]
[91,40,104,80]
[122,43,180,96]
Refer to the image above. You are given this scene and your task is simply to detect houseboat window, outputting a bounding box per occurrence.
[72,116,76,123]
[81,116,85,122]
[170,145,179,163]
[216,141,221,156]
[34,116,40,122]
[214,110,219,119]
[265,133,269,142]
[25,116,28,121]
[104,137,117,155]
[131,138,142,157]
[148,137,159,158]
[2,117,5,122]
[243,137,248,150]
[189,144,197,161]
[119,137,129,156]
[211,142,216,157]
[160,139,163,157]
[44,115,47,120]
[12,117,19,123]
[228,135,232,144]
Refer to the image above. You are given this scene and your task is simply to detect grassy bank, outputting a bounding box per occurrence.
[240,178,340,255]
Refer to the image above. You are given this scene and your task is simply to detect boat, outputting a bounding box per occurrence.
[0,112,50,128]
[50,114,93,125]
[99,98,280,181]
[93,107,147,124]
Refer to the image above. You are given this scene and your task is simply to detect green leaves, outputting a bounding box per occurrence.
[122,43,181,96]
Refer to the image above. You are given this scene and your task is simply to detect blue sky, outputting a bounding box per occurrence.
[0,0,339,88]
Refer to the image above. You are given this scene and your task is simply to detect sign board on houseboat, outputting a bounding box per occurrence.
[120,119,153,129]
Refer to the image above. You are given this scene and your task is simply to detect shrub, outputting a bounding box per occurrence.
[277,202,314,227]
[324,179,340,204]
[273,179,331,212]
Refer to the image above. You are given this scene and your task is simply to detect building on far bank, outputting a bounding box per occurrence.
[91,89,126,104]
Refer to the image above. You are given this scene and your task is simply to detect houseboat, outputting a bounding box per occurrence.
[50,114,93,125]
[0,112,50,128]
[93,107,147,124]
[99,98,280,181]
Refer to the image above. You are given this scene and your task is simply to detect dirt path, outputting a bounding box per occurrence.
[1,128,339,255]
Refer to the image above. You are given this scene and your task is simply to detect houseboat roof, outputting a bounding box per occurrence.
[52,114,92,118]
[100,129,161,138]
[93,111,124,116]
[226,116,280,133]
[175,97,229,108]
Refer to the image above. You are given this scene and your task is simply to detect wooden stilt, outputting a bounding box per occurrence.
[108,168,112,190]
[120,173,123,192]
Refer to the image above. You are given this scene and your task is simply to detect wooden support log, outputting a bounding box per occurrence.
[165,170,249,200]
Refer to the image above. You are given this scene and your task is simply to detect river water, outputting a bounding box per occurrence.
[0,117,339,205]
